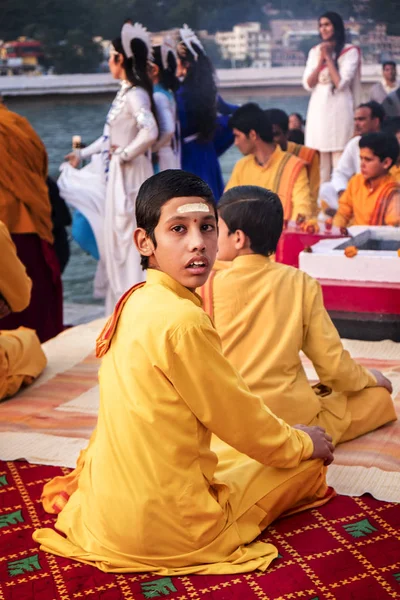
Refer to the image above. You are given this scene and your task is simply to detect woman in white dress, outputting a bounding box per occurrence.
[61,23,158,313]
[303,12,361,183]
[151,39,180,172]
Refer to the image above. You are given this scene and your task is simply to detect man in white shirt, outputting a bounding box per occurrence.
[319,101,385,212]
[370,62,397,104]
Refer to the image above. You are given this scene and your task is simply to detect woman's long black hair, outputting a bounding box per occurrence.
[319,11,346,67]
[179,42,217,143]
[111,36,158,124]
[152,46,179,93]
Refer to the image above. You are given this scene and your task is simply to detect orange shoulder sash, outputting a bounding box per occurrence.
[96,282,146,358]
[275,153,305,220]
[370,181,399,225]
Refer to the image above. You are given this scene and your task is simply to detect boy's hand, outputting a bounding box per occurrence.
[369,368,393,394]
[293,424,334,466]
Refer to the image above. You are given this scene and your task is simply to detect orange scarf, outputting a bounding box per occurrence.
[273,153,305,220]
[96,282,145,358]
[288,143,318,166]
[370,180,399,225]
[0,105,53,243]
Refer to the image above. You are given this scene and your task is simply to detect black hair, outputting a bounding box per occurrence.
[179,41,217,142]
[358,101,386,125]
[359,132,400,168]
[152,45,179,93]
[136,169,217,269]
[319,12,346,61]
[111,36,158,124]
[229,103,274,143]
[289,112,304,126]
[382,116,400,136]
[264,108,289,134]
[383,61,396,69]
[287,129,305,144]
[218,186,283,257]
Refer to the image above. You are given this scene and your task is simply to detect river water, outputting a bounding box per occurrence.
[6,93,309,305]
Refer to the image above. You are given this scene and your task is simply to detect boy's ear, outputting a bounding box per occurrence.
[133,228,154,256]
[233,229,250,251]
[382,157,393,170]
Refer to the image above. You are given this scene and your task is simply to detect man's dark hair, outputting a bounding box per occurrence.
[383,61,396,69]
[359,132,399,168]
[218,186,283,257]
[264,108,289,134]
[358,101,386,125]
[287,129,305,144]
[136,170,217,269]
[229,103,274,143]
[382,116,400,136]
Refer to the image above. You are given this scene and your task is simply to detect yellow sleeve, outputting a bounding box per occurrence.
[309,153,320,215]
[384,190,400,226]
[225,162,242,191]
[170,319,314,468]
[333,179,355,227]
[302,277,376,391]
[292,165,313,220]
[0,222,32,312]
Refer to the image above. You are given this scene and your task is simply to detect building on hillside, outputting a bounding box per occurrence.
[215,22,271,68]
[271,47,305,67]
[359,23,400,63]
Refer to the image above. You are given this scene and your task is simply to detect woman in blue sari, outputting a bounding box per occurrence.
[176,25,237,200]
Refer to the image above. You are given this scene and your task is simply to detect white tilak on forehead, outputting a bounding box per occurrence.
[177,203,210,214]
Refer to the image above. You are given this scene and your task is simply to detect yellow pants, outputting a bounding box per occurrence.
[0,327,47,400]
[309,386,396,446]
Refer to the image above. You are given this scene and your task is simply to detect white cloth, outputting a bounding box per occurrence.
[303,44,361,153]
[58,83,158,310]
[153,89,180,170]
[318,135,361,208]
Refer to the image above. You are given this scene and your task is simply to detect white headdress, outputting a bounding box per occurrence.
[178,24,205,60]
[121,22,153,61]
[160,35,178,71]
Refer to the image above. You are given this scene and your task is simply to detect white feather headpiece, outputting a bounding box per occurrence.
[178,24,205,60]
[160,35,178,71]
[121,22,153,61]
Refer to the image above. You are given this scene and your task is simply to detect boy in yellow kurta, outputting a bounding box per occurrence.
[33,170,335,575]
[333,132,400,227]
[226,103,313,221]
[265,108,320,210]
[200,185,396,446]
[0,221,46,400]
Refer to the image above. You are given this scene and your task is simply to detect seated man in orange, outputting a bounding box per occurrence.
[265,108,320,209]
[333,132,400,227]
[225,103,314,220]
[0,221,47,400]
[199,185,396,446]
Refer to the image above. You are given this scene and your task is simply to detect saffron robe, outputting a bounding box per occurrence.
[33,269,329,575]
[286,141,320,213]
[225,146,313,220]
[200,256,396,445]
[0,222,46,400]
[333,173,400,227]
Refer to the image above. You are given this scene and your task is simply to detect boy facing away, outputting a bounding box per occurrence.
[200,185,395,446]
[34,170,334,575]
[333,132,400,227]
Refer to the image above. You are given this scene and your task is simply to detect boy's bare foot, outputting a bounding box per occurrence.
[293,424,334,466]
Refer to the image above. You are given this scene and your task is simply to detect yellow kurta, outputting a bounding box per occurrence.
[333,173,400,227]
[0,221,46,400]
[225,146,313,221]
[33,269,329,575]
[200,256,396,444]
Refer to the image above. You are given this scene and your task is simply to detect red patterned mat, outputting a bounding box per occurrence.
[1,461,400,600]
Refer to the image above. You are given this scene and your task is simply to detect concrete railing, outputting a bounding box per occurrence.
[0,65,383,97]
